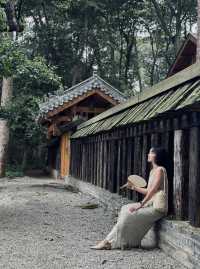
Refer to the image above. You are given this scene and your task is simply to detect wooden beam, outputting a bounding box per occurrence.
[54,115,71,124]
[47,123,61,138]
[75,106,107,113]
[94,90,118,106]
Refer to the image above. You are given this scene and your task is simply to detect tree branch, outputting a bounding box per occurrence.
[151,0,172,40]
[4,0,23,32]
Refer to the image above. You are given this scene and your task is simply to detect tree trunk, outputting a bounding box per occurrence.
[1,77,13,106]
[0,77,13,177]
[133,33,142,91]
[197,0,200,62]
[21,148,27,172]
[0,0,21,177]
[0,120,9,177]
[124,36,134,86]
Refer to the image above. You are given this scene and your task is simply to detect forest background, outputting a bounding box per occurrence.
[0,0,197,176]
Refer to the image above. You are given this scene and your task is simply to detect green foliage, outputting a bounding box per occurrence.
[14,56,63,97]
[3,93,48,171]
[5,95,43,144]
[0,37,25,77]
[0,0,198,171]
[19,0,197,92]
[0,3,7,32]
[5,165,24,178]
[0,34,63,171]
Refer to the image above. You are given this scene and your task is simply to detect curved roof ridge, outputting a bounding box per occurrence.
[39,74,127,116]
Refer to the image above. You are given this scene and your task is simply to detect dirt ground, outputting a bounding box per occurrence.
[0,176,183,269]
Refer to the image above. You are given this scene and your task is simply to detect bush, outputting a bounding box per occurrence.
[5,165,24,178]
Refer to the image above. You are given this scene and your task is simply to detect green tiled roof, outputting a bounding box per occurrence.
[71,63,200,139]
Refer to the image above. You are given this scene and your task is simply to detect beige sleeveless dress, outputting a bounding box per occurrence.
[105,167,168,249]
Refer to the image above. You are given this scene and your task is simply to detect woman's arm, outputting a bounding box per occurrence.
[132,185,148,195]
[140,167,163,207]
[130,170,153,196]
[127,181,148,195]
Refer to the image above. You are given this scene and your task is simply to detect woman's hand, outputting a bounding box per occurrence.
[127,181,135,190]
[129,203,142,213]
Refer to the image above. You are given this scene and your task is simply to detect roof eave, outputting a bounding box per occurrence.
[77,62,200,130]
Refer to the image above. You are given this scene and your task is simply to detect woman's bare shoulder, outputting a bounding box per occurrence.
[155,166,165,176]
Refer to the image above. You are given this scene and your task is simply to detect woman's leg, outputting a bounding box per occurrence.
[91,203,139,250]
[105,223,118,245]
[105,203,139,249]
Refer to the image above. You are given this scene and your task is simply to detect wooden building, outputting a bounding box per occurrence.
[70,62,200,228]
[167,33,196,77]
[38,72,127,179]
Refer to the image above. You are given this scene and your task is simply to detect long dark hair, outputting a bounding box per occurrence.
[150,147,169,169]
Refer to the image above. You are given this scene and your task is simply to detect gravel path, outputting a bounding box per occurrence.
[0,177,182,269]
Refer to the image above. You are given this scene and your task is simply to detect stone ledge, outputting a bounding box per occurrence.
[65,175,200,269]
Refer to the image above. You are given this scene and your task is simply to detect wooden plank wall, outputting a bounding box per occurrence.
[69,111,200,226]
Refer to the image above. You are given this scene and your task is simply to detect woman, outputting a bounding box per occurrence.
[90,147,169,250]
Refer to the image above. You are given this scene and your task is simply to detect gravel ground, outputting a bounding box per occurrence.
[0,176,182,269]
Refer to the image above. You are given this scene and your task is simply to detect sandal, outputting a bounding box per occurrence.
[90,240,111,250]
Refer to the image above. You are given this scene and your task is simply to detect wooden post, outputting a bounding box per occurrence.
[69,141,73,176]
[121,137,128,196]
[141,134,150,180]
[77,142,80,178]
[133,135,142,201]
[81,142,85,180]
[94,141,97,185]
[103,140,108,189]
[99,140,104,188]
[97,140,100,186]
[85,142,89,182]
[189,127,200,227]
[173,130,189,220]
[161,130,174,215]
[92,141,95,185]
[116,139,122,194]
[107,140,111,191]
[127,137,134,199]
[87,141,90,182]
[60,132,71,179]
[151,132,160,147]
[108,140,117,193]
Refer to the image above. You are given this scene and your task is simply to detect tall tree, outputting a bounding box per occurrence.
[0,0,23,176]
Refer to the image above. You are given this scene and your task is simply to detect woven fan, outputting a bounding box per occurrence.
[128,175,147,187]
[120,175,147,190]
